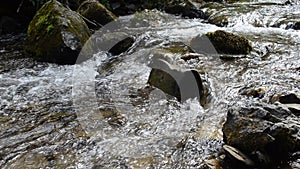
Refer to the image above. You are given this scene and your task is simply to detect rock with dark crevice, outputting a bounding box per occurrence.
[222,104,300,168]
[147,58,205,104]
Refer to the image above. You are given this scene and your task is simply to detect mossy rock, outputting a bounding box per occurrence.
[25,0,91,64]
[206,30,252,55]
[77,0,117,29]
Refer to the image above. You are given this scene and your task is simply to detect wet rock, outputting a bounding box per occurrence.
[109,0,206,19]
[219,54,246,60]
[239,87,269,98]
[190,34,219,55]
[164,0,207,19]
[77,0,117,29]
[147,58,204,103]
[278,93,300,104]
[223,144,255,166]
[99,107,127,127]
[181,53,205,61]
[25,0,91,65]
[206,30,252,55]
[107,115,127,127]
[208,15,229,27]
[130,85,155,106]
[283,104,300,115]
[90,31,135,55]
[109,37,135,55]
[223,104,300,167]
[100,107,121,118]
[278,93,300,115]
[292,22,300,30]
[162,42,194,55]
[204,158,223,169]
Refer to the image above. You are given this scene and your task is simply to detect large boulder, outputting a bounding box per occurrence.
[223,104,300,168]
[25,0,91,64]
[205,30,252,55]
[77,0,117,29]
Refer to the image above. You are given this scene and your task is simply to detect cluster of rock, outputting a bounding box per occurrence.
[222,94,300,168]
[1,0,259,65]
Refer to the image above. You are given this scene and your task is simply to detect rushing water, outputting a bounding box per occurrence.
[0,0,300,168]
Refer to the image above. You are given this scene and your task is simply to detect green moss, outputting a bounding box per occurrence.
[46,24,54,32]
[26,0,91,64]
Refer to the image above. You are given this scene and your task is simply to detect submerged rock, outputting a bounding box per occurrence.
[25,0,91,65]
[77,0,117,29]
[239,86,269,98]
[206,30,252,55]
[223,104,300,167]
